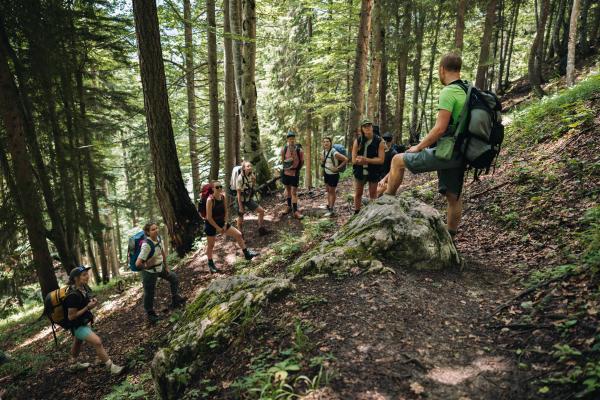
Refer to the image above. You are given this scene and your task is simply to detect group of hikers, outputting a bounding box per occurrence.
[46,52,496,377]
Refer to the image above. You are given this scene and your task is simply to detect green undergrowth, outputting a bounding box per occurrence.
[235,218,336,277]
[103,372,152,400]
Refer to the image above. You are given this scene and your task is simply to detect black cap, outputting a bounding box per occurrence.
[286,131,296,138]
[69,265,91,283]
[382,131,393,141]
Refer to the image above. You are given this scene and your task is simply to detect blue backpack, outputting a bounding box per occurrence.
[330,144,348,172]
[127,231,161,271]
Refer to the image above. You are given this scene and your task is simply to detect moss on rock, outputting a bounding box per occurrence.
[151,275,293,400]
[289,194,461,277]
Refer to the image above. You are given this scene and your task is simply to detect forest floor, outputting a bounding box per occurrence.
[1,75,599,400]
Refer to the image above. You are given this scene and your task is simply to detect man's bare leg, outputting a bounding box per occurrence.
[385,154,406,195]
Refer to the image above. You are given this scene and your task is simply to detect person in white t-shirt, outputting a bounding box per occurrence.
[233,161,270,236]
[135,222,186,324]
[321,137,348,216]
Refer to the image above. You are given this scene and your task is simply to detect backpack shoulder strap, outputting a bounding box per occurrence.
[454,83,473,138]
[146,238,157,258]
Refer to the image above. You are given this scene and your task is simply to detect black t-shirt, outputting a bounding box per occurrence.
[382,148,398,176]
[63,285,94,329]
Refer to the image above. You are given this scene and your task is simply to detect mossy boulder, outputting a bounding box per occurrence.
[151,275,293,399]
[290,194,460,277]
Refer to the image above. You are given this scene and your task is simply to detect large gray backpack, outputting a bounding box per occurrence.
[454,81,504,173]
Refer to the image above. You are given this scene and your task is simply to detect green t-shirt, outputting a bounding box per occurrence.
[438,82,467,132]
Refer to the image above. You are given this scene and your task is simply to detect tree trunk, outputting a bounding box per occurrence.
[241,0,270,184]
[378,15,388,133]
[394,6,411,144]
[223,0,236,185]
[103,179,119,277]
[367,0,382,121]
[578,0,590,55]
[229,0,245,136]
[455,0,468,51]
[347,0,373,143]
[543,0,557,62]
[410,7,425,143]
[475,0,498,88]
[421,4,442,129]
[132,0,202,256]
[183,0,200,202]
[566,0,581,87]
[552,0,567,62]
[0,38,58,297]
[207,0,220,180]
[529,0,551,97]
[591,3,600,45]
[503,0,520,88]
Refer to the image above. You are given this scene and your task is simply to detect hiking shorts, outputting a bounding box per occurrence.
[324,173,340,188]
[205,219,230,237]
[403,149,466,196]
[233,200,260,216]
[73,325,93,341]
[281,174,299,187]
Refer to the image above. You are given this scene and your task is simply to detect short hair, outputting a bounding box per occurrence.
[440,53,462,72]
[143,221,158,234]
[323,137,332,144]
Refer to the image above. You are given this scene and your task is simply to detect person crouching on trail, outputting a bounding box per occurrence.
[384,52,468,239]
[376,131,400,197]
[205,180,258,273]
[352,119,385,214]
[235,161,270,236]
[321,137,348,216]
[65,266,125,375]
[135,222,186,325]
[281,131,304,219]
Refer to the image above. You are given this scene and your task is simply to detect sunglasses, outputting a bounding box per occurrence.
[214,185,223,189]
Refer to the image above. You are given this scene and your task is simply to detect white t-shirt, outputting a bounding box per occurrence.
[137,238,164,273]
[323,148,339,175]
[235,173,254,201]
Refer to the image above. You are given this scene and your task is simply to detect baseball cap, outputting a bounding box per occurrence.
[69,265,91,282]
[286,131,296,138]
[360,119,373,126]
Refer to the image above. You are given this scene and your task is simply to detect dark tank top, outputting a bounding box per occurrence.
[210,195,225,222]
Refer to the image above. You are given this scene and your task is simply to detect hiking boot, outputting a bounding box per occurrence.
[207,259,220,273]
[293,211,304,220]
[147,311,160,325]
[258,226,271,236]
[171,294,187,309]
[243,248,259,260]
[70,361,91,371]
[106,360,125,375]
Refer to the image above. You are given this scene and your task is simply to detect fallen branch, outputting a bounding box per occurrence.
[469,181,512,199]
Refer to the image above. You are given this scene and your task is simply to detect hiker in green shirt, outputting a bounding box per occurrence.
[385,53,467,239]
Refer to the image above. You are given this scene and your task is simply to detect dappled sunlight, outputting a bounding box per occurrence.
[427,356,509,385]
[14,325,53,351]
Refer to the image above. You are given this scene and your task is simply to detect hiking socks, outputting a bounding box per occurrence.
[105,360,125,375]
[287,197,292,208]
[171,294,186,308]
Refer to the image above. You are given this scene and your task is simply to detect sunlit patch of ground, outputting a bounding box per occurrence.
[426,356,510,385]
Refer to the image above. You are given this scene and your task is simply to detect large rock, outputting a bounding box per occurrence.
[289,194,460,277]
[151,275,293,399]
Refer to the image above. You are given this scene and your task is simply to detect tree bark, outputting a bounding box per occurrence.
[475,0,498,88]
[578,0,590,55]
[183,0,200,202]
[394,5,411,144]
[207,0,220,180]
[347,0,373,144]
[529,0,551,97]
[132,0,202,256]
[241,0,270,184]
[378,15,388,134]
[223,0,236,185]
[410,7,425,143]
[0,37,58,297]
[566,0,581,87]
[229,0,245,137]
[591,3,600,45]
[455,0,468,51]
[504,0,521,89]
[421,4,442,130]
[367,0,382,121]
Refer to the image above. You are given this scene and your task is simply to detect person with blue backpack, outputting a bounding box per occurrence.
[134,222,186,324]
[321,137,348,216]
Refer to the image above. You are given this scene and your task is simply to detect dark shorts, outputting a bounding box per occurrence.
[204,219,229,237]
[281,173,299,187]
[403,148,466,196]
[324,173,340,187]
[233,200,260,216]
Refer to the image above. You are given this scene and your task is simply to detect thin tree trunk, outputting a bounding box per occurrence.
[229,0,245,137]
[578,0,590,55]
[347,0,373,143]
[183,0,200,202]
[410,7,425,143]
[345,0,354,151]
[378,15,388,133]
[367,0,382,121]
[223,0,236,184]
[455,0,468,51]
[504,0,520,88]
[476,0,498,88]
[552,0,567,60]
[305,14,313,189]
[394,5,411,144]
[207,0,220,180]
[529,0,551,97]
[132,0,203,256]
[591,3,600,45]
[241,0,270,184]
[543,0,557,62]
[103,179,119,277]
[421,4,442,130]
[0,38,58,297]
[566,0,581,87]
